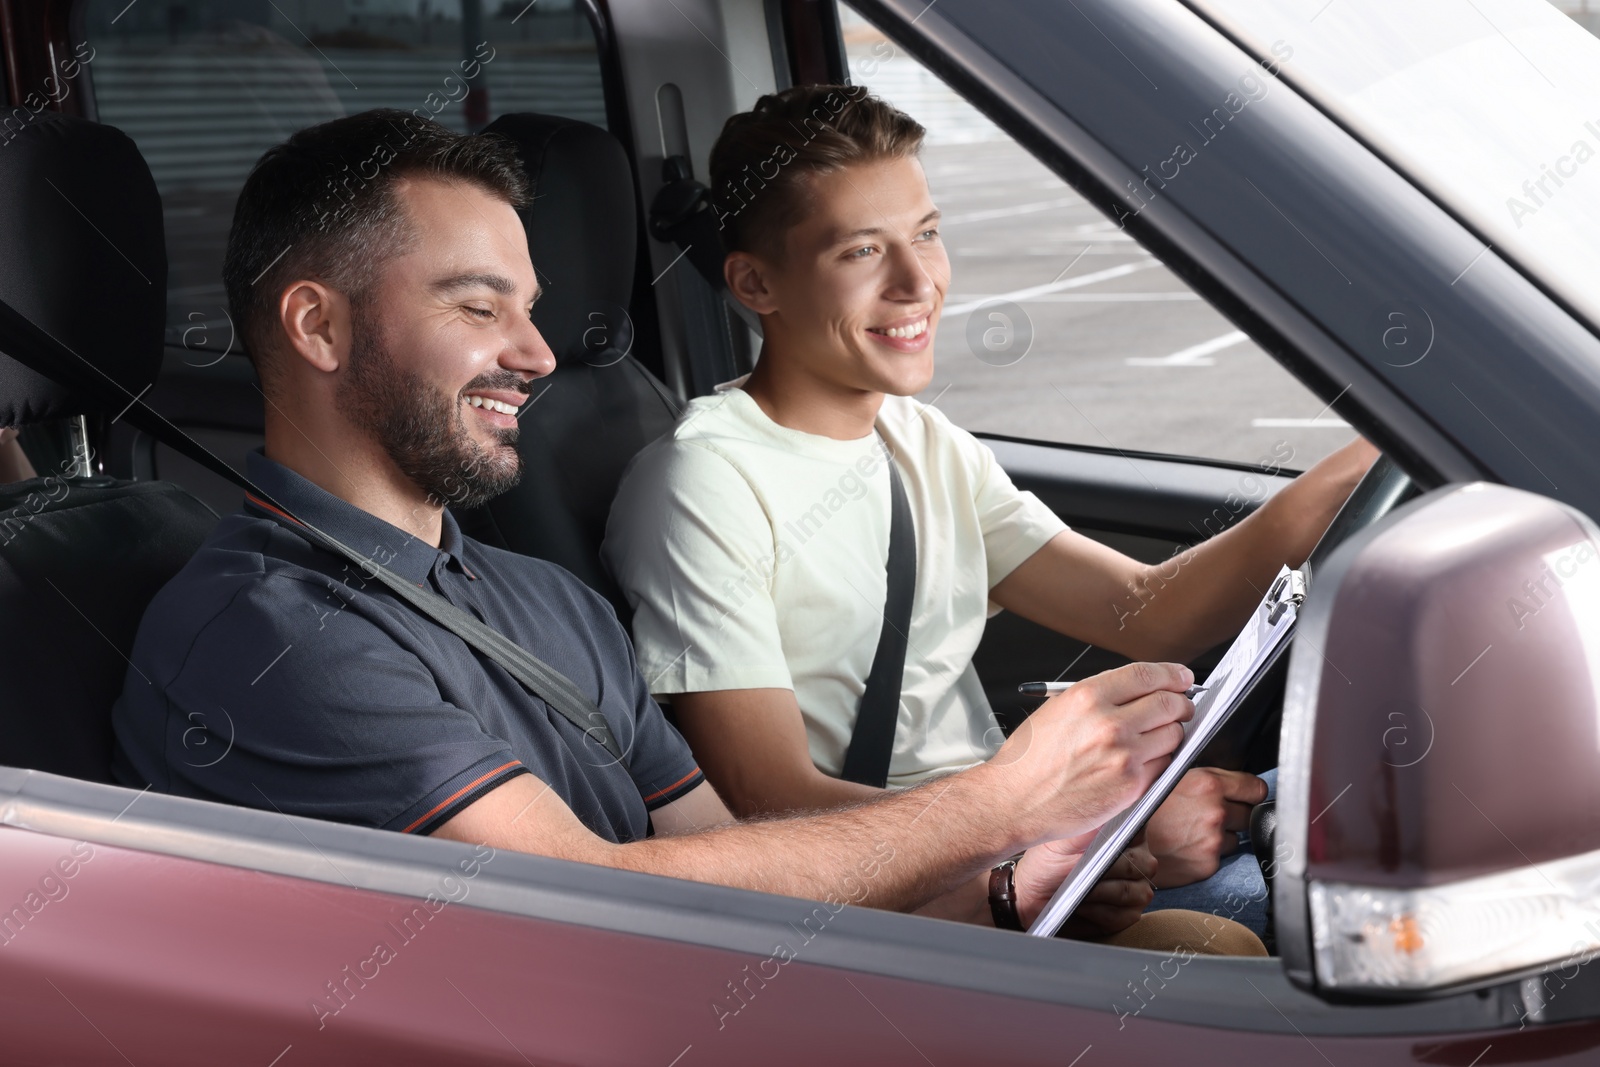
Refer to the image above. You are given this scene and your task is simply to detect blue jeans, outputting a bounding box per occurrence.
[1146,768,1277,938]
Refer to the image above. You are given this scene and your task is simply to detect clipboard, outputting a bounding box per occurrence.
[1026,564,1307,938]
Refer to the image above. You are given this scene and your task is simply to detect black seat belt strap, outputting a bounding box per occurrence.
[839,453,916,789]
[0,295,622,762]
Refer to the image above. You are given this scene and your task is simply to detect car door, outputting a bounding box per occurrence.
[0,763,1564,1066]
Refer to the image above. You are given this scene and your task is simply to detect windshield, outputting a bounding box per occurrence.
[1187,0,1600,331]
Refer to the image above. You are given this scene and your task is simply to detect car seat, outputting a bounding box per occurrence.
[0,113,216,782]
[453,113,683,617]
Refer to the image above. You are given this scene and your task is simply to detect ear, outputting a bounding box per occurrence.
[277,280,352,375]
[724,251,781,317]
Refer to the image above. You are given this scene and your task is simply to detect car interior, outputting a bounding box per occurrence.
[0,0,1425,960]
[15,3,1600,1060]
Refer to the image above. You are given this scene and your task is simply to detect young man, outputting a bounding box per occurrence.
[603,86,1379,932]
[110,109,1261,952]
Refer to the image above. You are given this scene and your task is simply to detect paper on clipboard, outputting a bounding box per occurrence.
[1026,565,1306,938]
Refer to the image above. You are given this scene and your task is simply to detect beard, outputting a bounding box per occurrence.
[337,308,528,511]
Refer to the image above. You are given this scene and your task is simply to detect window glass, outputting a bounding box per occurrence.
[1191,0,1600,335]
[839,4,1356,469]
[84,0,606,354]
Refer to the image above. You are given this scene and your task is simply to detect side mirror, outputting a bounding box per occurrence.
[1276,482,1600,998]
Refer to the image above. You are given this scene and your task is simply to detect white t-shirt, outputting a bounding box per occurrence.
[602,386,1068,788]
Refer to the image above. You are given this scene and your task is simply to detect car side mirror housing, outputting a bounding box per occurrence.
[1276,482,1600,999]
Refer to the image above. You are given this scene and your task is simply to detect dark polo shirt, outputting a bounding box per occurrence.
[111,450,703,841]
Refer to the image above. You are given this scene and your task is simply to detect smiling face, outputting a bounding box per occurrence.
[335,177,555,510]
[731,155,949,402]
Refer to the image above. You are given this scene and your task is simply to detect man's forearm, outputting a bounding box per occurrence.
[913,869,992,924]
[1122,441,1371,662]
[604,767,1029,914]
[442,663,1197,924]
[669,688,886,820]
[724,764,884,819]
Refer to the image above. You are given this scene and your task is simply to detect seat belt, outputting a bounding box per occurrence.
[839,455,916,788]
[0,295,623,762]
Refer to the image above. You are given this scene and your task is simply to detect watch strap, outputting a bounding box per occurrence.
[988,852,1026,931]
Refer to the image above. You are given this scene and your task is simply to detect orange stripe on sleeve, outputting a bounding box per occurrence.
[403,760,523,833]
[641,767,702,805]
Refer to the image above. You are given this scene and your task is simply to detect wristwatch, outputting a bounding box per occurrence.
[988,852,1027,930]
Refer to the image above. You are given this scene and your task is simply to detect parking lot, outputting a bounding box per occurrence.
[848,21,1359,471]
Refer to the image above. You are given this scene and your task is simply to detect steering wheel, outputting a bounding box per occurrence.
[1303,452,1414,574]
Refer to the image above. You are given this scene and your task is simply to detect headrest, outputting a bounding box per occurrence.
[0,114,167,427]
[480,114,637,365]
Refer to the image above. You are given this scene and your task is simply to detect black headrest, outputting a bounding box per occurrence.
[480,113,636,365]
[0,114,167,427]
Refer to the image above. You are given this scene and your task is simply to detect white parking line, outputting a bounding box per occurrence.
[944,259,1160,316]
[1126,329,1248,367]
[1251,417,1352,428]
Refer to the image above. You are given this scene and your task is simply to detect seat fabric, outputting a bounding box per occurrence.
[0,114,217,780]
[455,113,682,616]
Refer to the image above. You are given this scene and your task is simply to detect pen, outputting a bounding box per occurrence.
[1017,681,1208,699]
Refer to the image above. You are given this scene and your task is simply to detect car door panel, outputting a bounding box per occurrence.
[0,765,1566,1064]
[984,434,1292,542]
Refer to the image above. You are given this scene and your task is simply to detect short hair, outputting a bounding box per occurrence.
[222,108,528,386]
[708,84,925,259]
